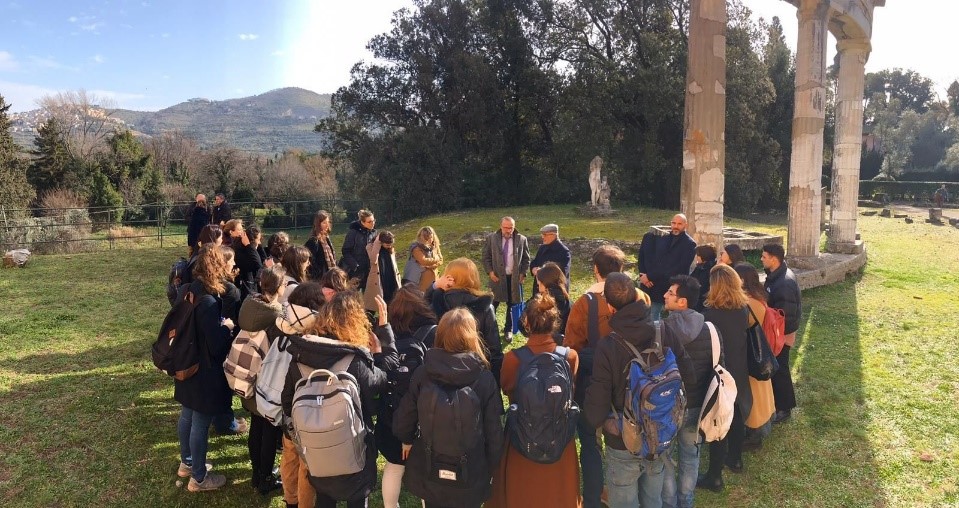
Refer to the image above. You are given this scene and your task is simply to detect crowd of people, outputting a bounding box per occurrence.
[167,202,803,508]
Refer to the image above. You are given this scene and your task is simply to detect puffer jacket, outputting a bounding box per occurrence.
[427,287,503,384]
[764,263,802,335]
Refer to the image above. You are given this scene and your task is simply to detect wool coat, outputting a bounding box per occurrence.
[482,231,531,303]
[637,231,697,304]
[364,238,401,312]
[341,220,376,288]
[173,281,234,416]
[304,234,336,282]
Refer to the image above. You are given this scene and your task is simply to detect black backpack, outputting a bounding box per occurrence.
[506,346,579,464]
[152,288,209,380]
[418,378,485,486]
[385,325,434,412]
[166,257,189,306]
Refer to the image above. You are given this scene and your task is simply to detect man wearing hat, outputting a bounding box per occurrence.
[530,223,571,295]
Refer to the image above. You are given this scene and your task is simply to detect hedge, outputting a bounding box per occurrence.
[858,181,957,202]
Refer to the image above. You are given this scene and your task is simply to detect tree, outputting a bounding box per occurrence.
[29,116,79,195]
[37,90,117,161]
[947,80,959,117]
[762,15,795,207]
[0,94,35,214]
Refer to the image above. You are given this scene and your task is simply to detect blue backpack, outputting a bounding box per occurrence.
[613,326,686,460]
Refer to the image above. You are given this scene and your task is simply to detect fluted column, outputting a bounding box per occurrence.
[787,0,829,263]
[828,39,870,253]
[680,0,726,247]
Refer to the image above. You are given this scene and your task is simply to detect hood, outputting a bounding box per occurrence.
[275,303,319,335]
[238,294,282,332]
[442,290,494,315]
[287,333,374,370]
[423,348,487,387]
[663,309,705,343]
[608,300,656,349]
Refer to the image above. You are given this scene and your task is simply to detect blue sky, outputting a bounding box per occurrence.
[1,0,954,113]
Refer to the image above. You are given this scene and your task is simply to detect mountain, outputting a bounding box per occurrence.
[10,87,332,154]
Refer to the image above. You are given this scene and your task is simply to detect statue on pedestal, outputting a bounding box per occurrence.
[589,156,603,206]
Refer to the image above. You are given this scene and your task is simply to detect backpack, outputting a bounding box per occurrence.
[166,257,189,306]
[385,325,433,412]
[698,322,738,442]
[578,292,603,379]
[223,329,270,398]
[615,326,686,460]
[418,378,485,486]
[255,333,294,425]
[152,290,207,380]
[506,346,579,464]
[762,306,786,356]
[291,354,367,478]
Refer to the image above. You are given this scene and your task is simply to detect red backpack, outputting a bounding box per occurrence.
[762,306,786,356]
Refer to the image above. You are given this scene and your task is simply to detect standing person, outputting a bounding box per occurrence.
[564,245,626,508]
[529,223,571,295]
[187,194,211,256]
[487,293,581,508]
[761,244,802,424]
[247,224,270,266]
[304,210,337,282]
[364,231,401,313]
[181,224,223,288]
[689,244,717,312]
[638,214,697,321]
[223,219,263,300]
[699,264,752,492]
[659,275,713,508]
[481,216,531,342]
[173,245,236,492]
[529,262,571,340]
[268,232,291,267]
[427,258,503,384]
[392,308,505,508]
[583,273,662,508]
[212,193,232,226]
[282,291,397,508]
[377,285,438,508]
[401,226,444,293]
[718,244,746,267]
[279,246,311,305]
[734,263,777,450]
[341,209,377,289]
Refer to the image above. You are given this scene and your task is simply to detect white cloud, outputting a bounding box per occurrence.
[161,32,170,38]
[238,33,259,41]
[0,80,57,112]
[80,21,104,32]
[93,54,105,64]
[271,50,286,57]
[0,51,19,72]
[28,55,78,71]
[68,16,78,22]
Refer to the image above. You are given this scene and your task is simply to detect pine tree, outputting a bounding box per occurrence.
[29,116,74,195]
[0,94,36,214]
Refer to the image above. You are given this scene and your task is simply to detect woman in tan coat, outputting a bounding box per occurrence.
[488,293,582,508]
[734,262,776,448]
[401,226,444,292]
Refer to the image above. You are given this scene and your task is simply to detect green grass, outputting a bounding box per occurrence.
[0,204,956,506]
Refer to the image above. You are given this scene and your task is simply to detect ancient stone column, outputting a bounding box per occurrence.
[787,0,829,263]
[680,0,726,247]
[828,39,870,254]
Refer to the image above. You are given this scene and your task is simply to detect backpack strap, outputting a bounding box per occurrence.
[295,353,355,380]
[554,346,569,360]
[746,304,761,327]
[705,322,720,368]
[513,345,535,369]
[412,324,437,344]
[585,293,600,346]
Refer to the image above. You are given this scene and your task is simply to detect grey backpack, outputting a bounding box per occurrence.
[291,353,367,477]
[254,334,293,425]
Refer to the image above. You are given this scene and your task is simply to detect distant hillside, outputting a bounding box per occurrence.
[11,87,332,154]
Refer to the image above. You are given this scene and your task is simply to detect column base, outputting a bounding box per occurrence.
[826,239,864,255]
[787,254,827,270]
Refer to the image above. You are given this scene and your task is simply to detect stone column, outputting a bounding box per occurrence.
[680,0,726,247]
[828,39,870,254]
[787,0,829,264]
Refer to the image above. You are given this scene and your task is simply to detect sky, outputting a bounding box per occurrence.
[0,0,954,113]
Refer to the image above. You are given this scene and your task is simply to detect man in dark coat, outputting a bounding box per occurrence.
[481,216,530,342]
[761,243,802,424]
[530,223,572,295]
[186,194,210,255]
[212,193,232,226]
[638,213,697,321]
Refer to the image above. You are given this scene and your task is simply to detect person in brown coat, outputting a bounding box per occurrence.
[488,293,582,508]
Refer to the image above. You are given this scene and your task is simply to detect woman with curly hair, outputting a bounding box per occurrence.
[402,226,444,292]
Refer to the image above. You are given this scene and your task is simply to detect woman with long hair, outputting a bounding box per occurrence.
[698,264,752,492]
[402,226,444,292]
[181,224,223,287]
[734,262,777,450]
[392,307,505,508]
[341,209,377,289]
[488,293,581,508]
[279,245,311,304]
[528,262,571,342]
[173,245,236,492]
[690,244,718,312]
[427,257,503,383]
[718,244,746,267]
[377,284,438,508]
[305,210,337,281]
[364,231,402,313]
[223,219,263,300]
[282,291,397,508]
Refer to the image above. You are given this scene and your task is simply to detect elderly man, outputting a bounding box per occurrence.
[482,216,530,342]
[637,213,697,321]
[530,223,571,295]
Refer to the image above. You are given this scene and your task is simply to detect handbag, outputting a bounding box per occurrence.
[746,306,780,381]
[510,283,526,335]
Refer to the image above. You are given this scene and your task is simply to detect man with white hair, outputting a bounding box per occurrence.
[637,213,697,321]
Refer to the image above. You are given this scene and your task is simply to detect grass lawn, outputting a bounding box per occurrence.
[0,204,955,507]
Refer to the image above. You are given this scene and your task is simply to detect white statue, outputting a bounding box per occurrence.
[599,175,611,209]
[589,156,603,206]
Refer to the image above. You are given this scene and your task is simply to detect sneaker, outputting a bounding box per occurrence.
[177,461,212,478]
[231,417,249,434]
[187,472,227,492]
[504,331,513,344]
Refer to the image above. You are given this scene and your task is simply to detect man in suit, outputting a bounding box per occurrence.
[638,213,697,321]
[482,216,531,342]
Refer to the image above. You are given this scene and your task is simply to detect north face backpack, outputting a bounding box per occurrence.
[385,325,433,412]
[615,327,687,460]
[506,346,580,464]
[166,257,190,306]
[418,378,485,486]
[699,322,738,442]
[290,354,367,478]
[255,334,294,425]
[152,290,207,381]
[223,329,270,398]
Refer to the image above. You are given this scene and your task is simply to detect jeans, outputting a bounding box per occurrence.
[649,302,664,322]
[577,413,605,508]
[213,408,236,433]
[662,408,702,508]
[605,447,666,508]
[178,406,215,482]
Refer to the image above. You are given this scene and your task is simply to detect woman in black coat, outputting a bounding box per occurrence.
[223,219,263,300]
[690,244,718,312]
[700,263,752,491]
[305,210,337,282]
[340,209,376,289]
[281,291,398,508]
[392,307,505,508]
